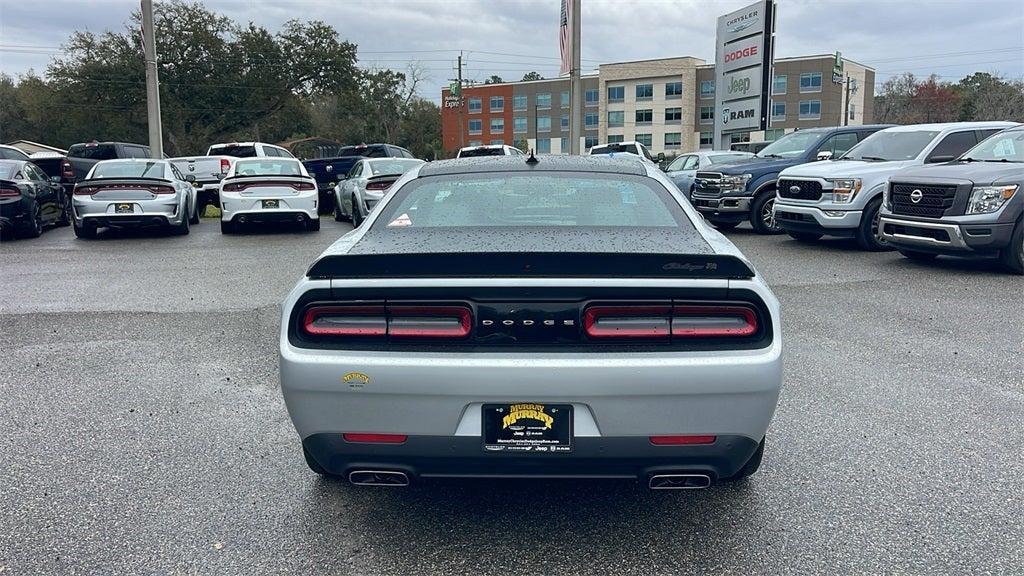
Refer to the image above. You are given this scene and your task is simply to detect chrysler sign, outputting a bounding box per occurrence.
[713,0,775,148]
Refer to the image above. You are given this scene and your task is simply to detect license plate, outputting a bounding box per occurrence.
[483,403,572,453]
[114,203,133,214]
[262,199,279,209]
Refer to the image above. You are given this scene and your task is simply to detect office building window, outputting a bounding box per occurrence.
[607,86,624,102]
[585,136,599,150]
[800,73,822,93]
[560,114,569,131]
[607,134,624,144]
[537,116,552,132]
[771,101,785,120]
[490,139,505,145]
[490,117,504,134]
[468,140,483,147]
[468,97,482,113]
[848,103,856,120]
[585,88,599,106]
[560,91,569,108]
[699,132,713,148]
[664,133,682,149]
[635,133,653,147]
[799,100,822,119]
[585,112,599,128]
[537,93,552,109]
[536,138,551,153]
[773,75,787,95]
[489,96,504,112]
[763,128,785,141]
[635,109,653,125]
[607,111,624,127]
[513,117,527,133]
[700,80,715,99]
[700,106,714,124]
[513,95,527,111]
[560,137,568,154]
[636,83,654,101]
[665,81,683,99]
[468,119,482,134]
[665,107,682,123]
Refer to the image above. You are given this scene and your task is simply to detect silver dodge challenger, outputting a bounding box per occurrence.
[280,155,783,489]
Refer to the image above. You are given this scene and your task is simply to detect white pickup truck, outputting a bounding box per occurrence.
[774,121,1015,250]
[170,142,296,216]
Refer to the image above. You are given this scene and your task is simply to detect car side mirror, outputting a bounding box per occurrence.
[185,174,196,183]
[927,154,955,164]
[816,151,833,161]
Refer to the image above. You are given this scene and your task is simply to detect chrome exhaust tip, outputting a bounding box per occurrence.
[649,473,712,490]
[348,470,410,487]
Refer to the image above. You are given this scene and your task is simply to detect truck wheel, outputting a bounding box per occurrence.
[788,231,823,242]
[711,220,740,231]
[750,192,782,235]
[855,198,890,251]
[22,201,44,238]
[720,437,765,483]
[998,218,1024,275]
[898,249,938,261]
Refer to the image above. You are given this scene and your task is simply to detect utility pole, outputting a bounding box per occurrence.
[457,52,465,149]
[141,0,163,157]
[843,74,852,126]
[568,0,582,154]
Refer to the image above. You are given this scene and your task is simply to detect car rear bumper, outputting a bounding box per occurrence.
[879,215,1015,254]
[73,196,185,227]
[221,192,317,221]
[302,433,762,481]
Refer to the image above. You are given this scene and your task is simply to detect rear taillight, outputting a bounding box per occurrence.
[649,435,717,445]
[0,186,21,198]
[73,185,96,195]
[583,304,758,340]
[302,304,472,340]
[72,183,174,195]
[61,160,74,179]
[221,180,313,192]
[295,181,315,191]
[221,182,240,192]
[365,180,392,191]
[151,185,176,194]
[219,158,230,174]
[343,433,407,444]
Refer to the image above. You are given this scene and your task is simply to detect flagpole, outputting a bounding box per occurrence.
[568,0,582,154]
[141,0,163,157]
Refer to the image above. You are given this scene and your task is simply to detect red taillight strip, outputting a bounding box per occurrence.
[343,433,407,444]
[649,435,717,445]
[583,303,758,340]
[303,305,387,337]
[388,305,472,339]
[302,304,472,339]
[0,187,21,198]
[72,183,174,195]
[583,305,671,338]
[671,305,757,338]
[222,180,315,192]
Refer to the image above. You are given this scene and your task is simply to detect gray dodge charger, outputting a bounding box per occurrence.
[280,155,783,489]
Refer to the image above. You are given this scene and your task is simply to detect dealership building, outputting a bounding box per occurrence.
[440,53,875,157]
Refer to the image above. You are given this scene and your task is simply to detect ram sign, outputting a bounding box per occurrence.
[713,0,775,149]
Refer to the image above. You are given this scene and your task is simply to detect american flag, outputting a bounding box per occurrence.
[559,0,572,76]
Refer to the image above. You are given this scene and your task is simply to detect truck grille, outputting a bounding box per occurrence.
[890,183,957,218]
[694,172,723,195]
[777,179,823,201]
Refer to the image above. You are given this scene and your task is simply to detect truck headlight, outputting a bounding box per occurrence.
[720,174,752,192]
[829,178,862,203]
[966,185,1017,214]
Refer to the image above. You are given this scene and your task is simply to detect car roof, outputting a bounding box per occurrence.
[363,157,422,162]
[418,155,648,177]
[877,121,1019,133]
[593,141,640,147]
[0,159,27,167]
[459,144,507,151]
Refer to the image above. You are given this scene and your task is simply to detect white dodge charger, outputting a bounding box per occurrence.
[219,157,319,233]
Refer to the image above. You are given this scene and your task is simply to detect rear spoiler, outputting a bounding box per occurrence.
[77,177,169,184]
[307,252,755,280]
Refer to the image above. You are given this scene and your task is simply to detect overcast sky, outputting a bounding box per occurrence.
[1,0,1022,102]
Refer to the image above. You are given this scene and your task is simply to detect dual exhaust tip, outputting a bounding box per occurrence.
[346,470,711,490]
[348,470,410,487]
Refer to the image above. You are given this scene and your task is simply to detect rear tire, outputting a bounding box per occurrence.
[898,249,938,261]
[303,446,330,476]
[172,209,190,236]
[710,220,740,231]
[220,219,235,235]
[306,216,320,232]
[788,231,823,242]
[73,219,97,239]
[855,197,889,251]
[22,201,43,238]
[749,192,783,235]
[720,437,765,483]
[998,218,1024,275]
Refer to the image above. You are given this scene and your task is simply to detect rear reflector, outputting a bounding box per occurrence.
[303,304,472,340]
[584,304,757,340]
[343,433,408,444]
[649,435,717,445]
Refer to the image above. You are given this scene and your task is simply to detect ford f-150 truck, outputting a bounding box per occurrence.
[774,121,1014,250]
[691,125,892,233]
[879,124,1023,274]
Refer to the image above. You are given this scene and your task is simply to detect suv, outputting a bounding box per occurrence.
[692,125,892,233]
[775,122,1015,250]
[302,144,415,213]
[879,124,1024,274]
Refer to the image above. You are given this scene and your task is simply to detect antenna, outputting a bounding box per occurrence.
[525,150,539,164]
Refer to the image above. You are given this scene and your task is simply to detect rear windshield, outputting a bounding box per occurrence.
[843,130,940,162]
[234,159,302,176]
[368,159,423,176]
[961,129,1024,162]
[459,147,506,157]
[68,144,118,160]
[209,145,257,158]
[91,161,165,179]
[371,172,686,229]
[590,144,639,156]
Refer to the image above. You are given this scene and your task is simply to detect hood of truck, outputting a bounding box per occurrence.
[890,161,1024,186]
[780,159,917,181]
[712,157,801,177]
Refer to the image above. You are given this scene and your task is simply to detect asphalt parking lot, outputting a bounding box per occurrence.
[1,218,1022,575]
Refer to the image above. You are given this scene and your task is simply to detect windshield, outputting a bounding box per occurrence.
[843,130,940,161]
[962,129,1024,162]
[709,153,753,165]
[91,161,165,179]
[68,144,117,160]
[756,131,826,159]
[233,159,302,176]
[368,159,423,176]
[372,173,685,229]
[591,144,639,157]
[210,145,257,158]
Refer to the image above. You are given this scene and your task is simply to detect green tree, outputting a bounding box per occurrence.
[955,72,1024,122]
[522,71,544,81]
[397,98,442,160]
[484,75,503,84]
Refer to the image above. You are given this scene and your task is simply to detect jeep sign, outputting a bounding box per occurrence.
[713,0,775,149]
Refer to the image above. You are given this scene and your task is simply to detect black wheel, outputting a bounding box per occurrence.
[788,231,823,242]
[171,208,190,236]
[855,197,890,251]
[898,249,938,261]
[22,201,43,238]
[749,192,782,235]
[73,219,97,239]
[333,199,345,222]
[189,200,201,224]
[303,446,330,476]
[57,195,72,227]
[307,216,320,232]
[998,218,1024,275]
[720,437,765,483]
[351,195,363,227]
[220,219,235,235]
[710,220,740,231]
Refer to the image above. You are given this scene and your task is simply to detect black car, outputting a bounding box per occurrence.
[0,160,70,239]
[302,144,416,213]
